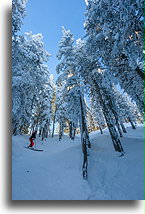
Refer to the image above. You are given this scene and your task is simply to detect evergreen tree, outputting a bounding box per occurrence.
[55,79,68,141]
[84,0,144,113]
[56,27,91,178]
[12,32,52,135]
[12,0,27,36]
[75,38,125,154]
[90,89,106,134]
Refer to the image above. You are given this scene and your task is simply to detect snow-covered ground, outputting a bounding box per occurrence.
[12,123,144,200]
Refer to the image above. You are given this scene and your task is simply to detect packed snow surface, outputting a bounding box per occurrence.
[12,123,144,200]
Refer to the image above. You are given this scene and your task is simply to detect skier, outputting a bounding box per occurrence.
[28,131,37,148]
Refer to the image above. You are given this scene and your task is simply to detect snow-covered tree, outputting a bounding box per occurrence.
[12,0,54,137]
[55,79,68,140]
[50,75,57,138]
[12,0,27,36]
[85,104,96,133]
[74,38,125,153]
[12,32,52,135]
[31,77,54,140]
[111,86,136,129]
[84,0,144,113]
[56,27,91,178]
[90,89,106,134]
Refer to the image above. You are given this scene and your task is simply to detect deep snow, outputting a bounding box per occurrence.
[12,123,144,200]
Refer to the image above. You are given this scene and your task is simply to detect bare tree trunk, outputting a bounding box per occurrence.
[70,122,76,140]
[59,122,62,141]
[128,117,136,129]
[41,128,45,141]
[69,121,73,139]
[45,127,48,139]
[19,125,23,133]
[120,121,127,133]
[48,126,51,136]
[135,67,144,80]
[94,83,124,154]
[82,138,88,180]
[13,122,19,136]
[39,129,42,137]
[79,95,91,179]
[116,123,123,137]
[99,124,103,134]
[52,106,57,137]
[72,126,76,140]
[59,121,64,141]
[107,123,124,153]
[106,96,123,138]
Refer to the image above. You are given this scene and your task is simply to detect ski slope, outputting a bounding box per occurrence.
[12,123,144,200]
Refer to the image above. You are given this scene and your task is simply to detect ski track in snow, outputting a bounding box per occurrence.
[12,124,144,200]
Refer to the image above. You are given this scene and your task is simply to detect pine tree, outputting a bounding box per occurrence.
[74,39,125,154]
[84,0,144,113]
[90,89,106,134]
[55,80,67,141]
[56,27,91,178]
[51,76,57,138]
[12,0,27,36]
[12,32,52,135]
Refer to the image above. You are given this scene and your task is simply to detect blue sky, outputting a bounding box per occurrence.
[21,0,87,80]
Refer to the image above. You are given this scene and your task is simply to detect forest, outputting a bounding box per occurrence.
[12,0,144,181]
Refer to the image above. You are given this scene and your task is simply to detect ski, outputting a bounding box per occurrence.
[24,146,43,152]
